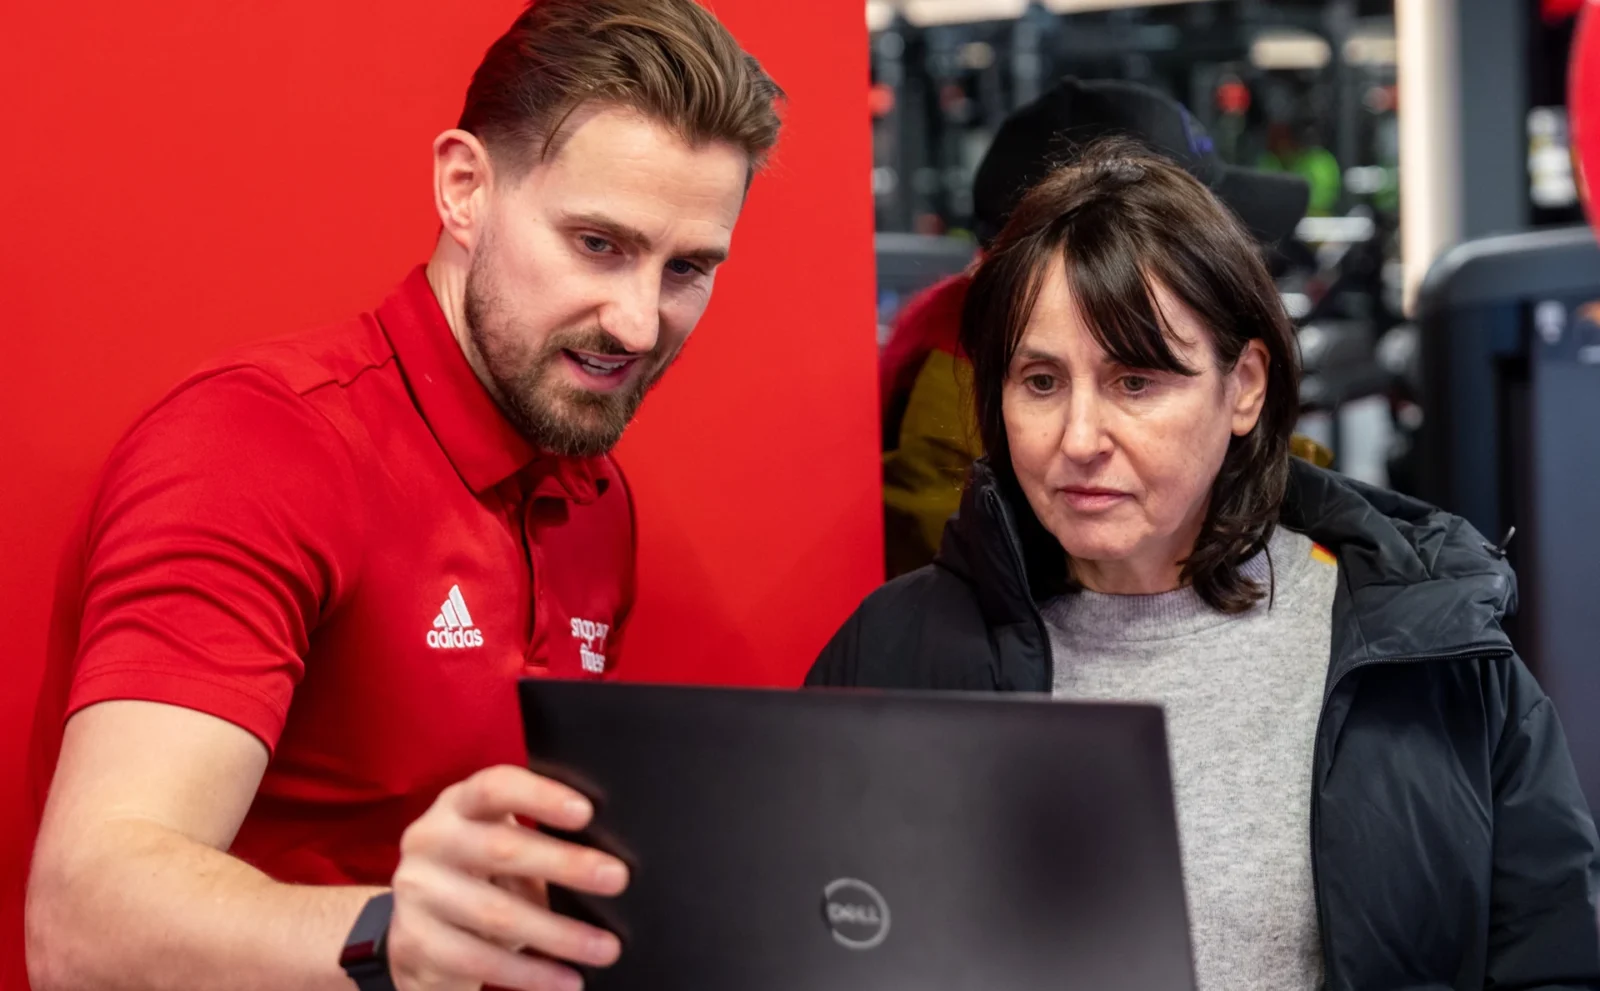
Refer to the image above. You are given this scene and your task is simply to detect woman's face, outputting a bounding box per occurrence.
[1002,261,1269,594]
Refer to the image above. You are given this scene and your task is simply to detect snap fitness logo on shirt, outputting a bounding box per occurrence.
[427,585,484,649]
[571,617,610,674]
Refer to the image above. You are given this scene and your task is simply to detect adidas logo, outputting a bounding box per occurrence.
[427,584,484,649]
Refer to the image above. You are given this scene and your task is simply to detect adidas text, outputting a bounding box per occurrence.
[427,628,484,649]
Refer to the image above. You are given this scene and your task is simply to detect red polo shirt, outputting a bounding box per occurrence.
[29,266,635,885]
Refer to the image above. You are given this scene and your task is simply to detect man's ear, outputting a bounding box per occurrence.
[432,129,495,252]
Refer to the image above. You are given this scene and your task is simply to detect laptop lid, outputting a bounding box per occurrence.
[520,681,1195,991]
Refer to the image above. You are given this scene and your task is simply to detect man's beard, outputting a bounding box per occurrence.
[463,253,668,459]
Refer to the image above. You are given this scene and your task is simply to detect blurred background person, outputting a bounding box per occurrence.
[1258,115,1343,215]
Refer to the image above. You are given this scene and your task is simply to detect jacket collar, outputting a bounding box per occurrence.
[939,458,1517,686]
[936,461,1055,691]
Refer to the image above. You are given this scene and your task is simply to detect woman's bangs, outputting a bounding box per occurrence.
[1061,220,1199,377]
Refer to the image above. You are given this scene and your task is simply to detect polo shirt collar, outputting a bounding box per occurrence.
[377,265,605,504]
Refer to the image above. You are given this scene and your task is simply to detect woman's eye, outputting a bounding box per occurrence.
[1024,373,1057,393]
[666,259,703,277]
[1120,374,1152,395]
[580,235,614,255]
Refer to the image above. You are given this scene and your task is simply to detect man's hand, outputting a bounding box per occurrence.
[388,765,630,991]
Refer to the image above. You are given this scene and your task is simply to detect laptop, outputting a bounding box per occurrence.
[520,681,1196,991]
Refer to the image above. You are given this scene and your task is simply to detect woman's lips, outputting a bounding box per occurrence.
[1058,486,1131,513]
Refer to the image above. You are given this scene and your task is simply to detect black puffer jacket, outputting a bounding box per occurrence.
[809,458,1600,990]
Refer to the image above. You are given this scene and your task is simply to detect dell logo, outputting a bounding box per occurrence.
[822,878,891,950]
[827,903,881,926]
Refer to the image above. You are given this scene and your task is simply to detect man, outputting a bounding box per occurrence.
[1258,119,1343,217]
[24,3,781,990]
[880,78,1310,577]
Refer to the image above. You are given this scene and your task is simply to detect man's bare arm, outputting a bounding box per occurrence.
[26,701,380,990]
[27,700,631,991]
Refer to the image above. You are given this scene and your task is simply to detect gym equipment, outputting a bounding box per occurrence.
[1414,224,1600,810]
[874,232,975,299]
[874,232,975,344]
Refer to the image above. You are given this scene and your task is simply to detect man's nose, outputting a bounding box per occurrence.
[599,272,662,354]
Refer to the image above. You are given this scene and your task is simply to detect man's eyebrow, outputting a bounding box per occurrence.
[678,243,730,265]
[562,211,729,265]
[563,211,654,252]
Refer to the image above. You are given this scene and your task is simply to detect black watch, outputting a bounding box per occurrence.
[340,892,397,991]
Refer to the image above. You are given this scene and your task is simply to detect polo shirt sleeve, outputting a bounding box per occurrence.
[66,366,364,752]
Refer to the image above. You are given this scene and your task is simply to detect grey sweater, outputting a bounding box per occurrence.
[1042,527,1337,991]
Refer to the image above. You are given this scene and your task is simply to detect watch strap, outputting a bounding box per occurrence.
[339,892,398,991]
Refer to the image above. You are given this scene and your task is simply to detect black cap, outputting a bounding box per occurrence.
[972,77,1311,248]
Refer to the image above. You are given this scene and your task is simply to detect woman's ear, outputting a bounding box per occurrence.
[1230,338,1271,437]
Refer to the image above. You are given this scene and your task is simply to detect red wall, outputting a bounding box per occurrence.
[0,1,879,983]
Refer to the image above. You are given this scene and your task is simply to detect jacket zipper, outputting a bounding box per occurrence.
[986,489,1056,689]
[1309,643,1511,989]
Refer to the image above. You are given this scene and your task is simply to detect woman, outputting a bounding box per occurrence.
[808,142,1600,991]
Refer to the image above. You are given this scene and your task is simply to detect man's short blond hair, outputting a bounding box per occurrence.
[459,0,784,176]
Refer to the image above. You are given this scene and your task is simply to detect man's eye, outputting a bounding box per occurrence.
[580,235,614,254]
[666,259,704,277]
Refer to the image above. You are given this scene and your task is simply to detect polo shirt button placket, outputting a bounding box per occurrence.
[520,493,549,676]
[493,477,542,678]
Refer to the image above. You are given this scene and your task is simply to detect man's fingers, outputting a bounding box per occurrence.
[493,873,552,909]
[400,860,623,969]
[390,904,589,991]
[451,765,594,831]
[444,819,628,897]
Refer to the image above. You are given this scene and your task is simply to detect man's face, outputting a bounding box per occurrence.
[463,105,749,457]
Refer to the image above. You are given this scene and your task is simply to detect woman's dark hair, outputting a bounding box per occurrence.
[960,138,1301,613]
